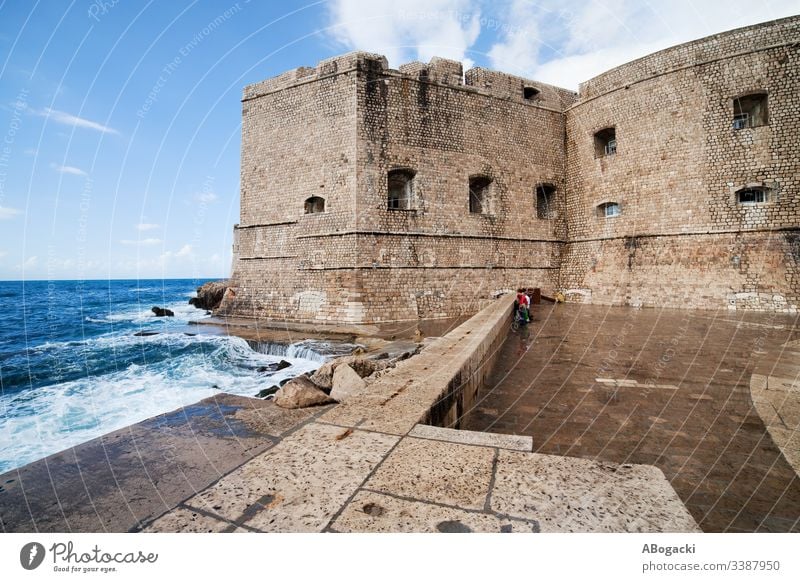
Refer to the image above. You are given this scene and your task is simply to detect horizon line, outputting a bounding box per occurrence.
[0,276,227,283]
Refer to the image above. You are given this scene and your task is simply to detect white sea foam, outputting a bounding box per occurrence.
[0,333,322,473]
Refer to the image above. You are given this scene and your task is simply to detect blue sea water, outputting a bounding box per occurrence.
[0,279,324,473]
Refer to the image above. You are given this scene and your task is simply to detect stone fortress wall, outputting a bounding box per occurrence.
[219,16,800,323]
[563,16,800,311]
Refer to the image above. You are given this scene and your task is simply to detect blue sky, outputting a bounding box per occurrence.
[1,0,797,280]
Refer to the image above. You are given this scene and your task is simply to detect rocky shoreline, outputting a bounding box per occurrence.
[267,344,420,409]
[187,280,425,411]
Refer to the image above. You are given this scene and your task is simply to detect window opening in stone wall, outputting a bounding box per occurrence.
[594,127,616,157]
[536,184,556,219]
[523,86,540,101]
[469,176,492,214]
[736,187,768,204]
[304,196,325,214]
[387,169,415,210]
[597,202,620,218]
[733,93,768,129]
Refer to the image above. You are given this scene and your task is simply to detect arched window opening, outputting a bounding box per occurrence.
[736,187,768,204]
[469,176,492,214]
[597,201,621,218]
[523,86,540,101]
[304,196,325,214]
[388,169,415,210]
[594,127,616,157]
[536,184,556,219]
[733,93,768,129]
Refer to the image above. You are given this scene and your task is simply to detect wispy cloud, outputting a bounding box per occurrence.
[0,250,7,259]
[51,163,88,176]
[0,206,22,220]
[36,107,119,135]
[120,238,162,246]
[328,0,481,68]
[174,244,192,258]
[136,222,160,231]
[195,191,217,204]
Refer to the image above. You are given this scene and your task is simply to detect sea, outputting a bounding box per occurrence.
[0,278,333,474]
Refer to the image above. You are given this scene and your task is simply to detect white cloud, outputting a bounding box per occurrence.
[0,250,7,259]
[120,238,162,246]
[175,244,192,258]
[0,206,22,220]
[136,222,160,231]
[486,0,541,76]
[328,0,482,67]
[195,191,218,204]
[51,163,88,176]
[35,107,118,135]
[23,256,38,269]
[488,0,800,89]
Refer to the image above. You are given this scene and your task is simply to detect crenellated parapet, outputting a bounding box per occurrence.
[464,68,577,111]
[243,51,575,112]
[243,51,389,100]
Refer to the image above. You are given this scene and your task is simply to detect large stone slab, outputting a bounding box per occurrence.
[409,424,532,451]
[490,450,700,532]
[333,490,537,533]
[144,505,247,533]
[0,394,289,533]
[185,422,398,532]
[364,438,494,510]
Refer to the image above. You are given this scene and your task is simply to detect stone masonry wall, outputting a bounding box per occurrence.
[352,55,572,321]
[563,16,800,311]
[221,16,800,323]
[219,54,364,321]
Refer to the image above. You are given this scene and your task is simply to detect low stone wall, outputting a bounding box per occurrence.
[423,294,515,428]
[320,293,516,434]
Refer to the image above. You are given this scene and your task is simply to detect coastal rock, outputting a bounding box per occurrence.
[257,360,292,374]
[134,331,159,337]
[151,306,175,317]
[189,281,228,311]
[274,376,334,409]
[331,363,367,402]
[309,356,385,389]
[255,386,280,399]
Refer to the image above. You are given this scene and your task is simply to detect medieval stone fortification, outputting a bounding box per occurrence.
[219,16,800,323]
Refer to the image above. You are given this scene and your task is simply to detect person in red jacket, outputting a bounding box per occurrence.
[516,288,530,323]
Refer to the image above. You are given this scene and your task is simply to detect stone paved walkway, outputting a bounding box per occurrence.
[143,423,698,533]
[463,304,800,532]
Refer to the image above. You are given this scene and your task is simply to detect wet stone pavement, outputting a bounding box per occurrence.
[463,304,800,532]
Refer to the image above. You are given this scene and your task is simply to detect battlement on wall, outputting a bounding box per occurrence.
[243,51,577,111]
[243,52,389,100]
[578,14,800,100]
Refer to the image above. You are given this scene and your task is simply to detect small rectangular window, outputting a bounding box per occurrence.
[737,189,766,204]
[536,184,556,219]
[469,176,492,214]
[388,169,415,210]
[733,93,768,129]
[594,128,616,157]
[597,202,620,218]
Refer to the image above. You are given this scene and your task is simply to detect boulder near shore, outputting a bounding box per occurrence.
[189,280,228,311]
